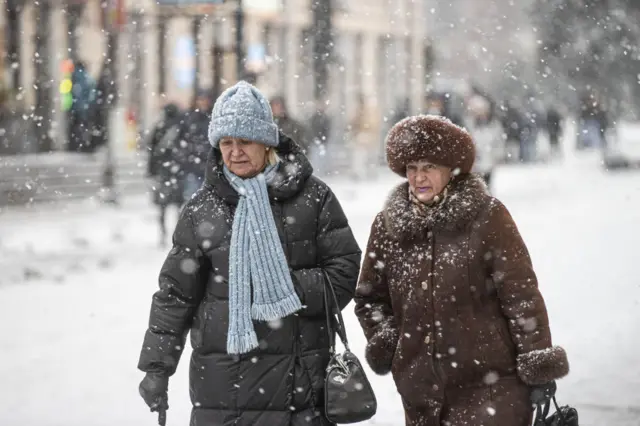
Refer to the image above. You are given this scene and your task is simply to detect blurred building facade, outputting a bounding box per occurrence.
[424,0,538,103]
[1,0,430,155]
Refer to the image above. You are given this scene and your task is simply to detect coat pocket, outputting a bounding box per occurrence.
[491,320,516,355]
[482,320,517,375]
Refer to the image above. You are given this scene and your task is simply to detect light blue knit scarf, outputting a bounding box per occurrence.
[223,164,302,354]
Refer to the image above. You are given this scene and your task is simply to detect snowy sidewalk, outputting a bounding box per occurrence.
[1,159,640,425]
[0,195,160,285]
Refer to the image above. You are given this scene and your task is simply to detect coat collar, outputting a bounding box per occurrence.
[382,174,489,241]
[204,131,313,205]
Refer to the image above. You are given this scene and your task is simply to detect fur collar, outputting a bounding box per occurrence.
[383,174,489,241]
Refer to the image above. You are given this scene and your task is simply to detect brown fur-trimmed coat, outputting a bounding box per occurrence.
[355,174,569,426]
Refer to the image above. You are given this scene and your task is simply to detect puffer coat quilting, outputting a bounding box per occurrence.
[139,133,361,426]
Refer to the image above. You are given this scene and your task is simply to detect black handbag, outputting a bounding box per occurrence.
[323,272,377,424]
[534,396,579,426]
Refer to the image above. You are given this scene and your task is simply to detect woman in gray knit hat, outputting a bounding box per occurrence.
[138,81,361,426]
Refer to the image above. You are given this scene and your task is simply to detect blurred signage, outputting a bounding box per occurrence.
[174,36,196,89]
[244,0,281,14]
[245,44,266,73]
[103,0,126,31]
[156,0,224,4]
[157,0,225,15]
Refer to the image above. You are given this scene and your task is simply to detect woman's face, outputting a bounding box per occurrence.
[219,138,268,178]
[406,160,452,203]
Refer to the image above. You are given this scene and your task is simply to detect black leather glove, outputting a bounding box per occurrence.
[139,373,169,413]
[530,380,557,406]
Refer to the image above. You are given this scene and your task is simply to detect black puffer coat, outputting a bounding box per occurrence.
[138,133,361,426]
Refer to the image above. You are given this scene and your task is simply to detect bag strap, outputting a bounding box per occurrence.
[322,270,350,353]
[552,397,566,422]
[533,397,565,425]
[534,401,550,425]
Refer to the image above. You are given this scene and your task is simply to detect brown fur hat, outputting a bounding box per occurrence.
[385,115,476,176]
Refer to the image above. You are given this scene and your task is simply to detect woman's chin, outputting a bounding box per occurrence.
[230,166,255,178]
[416,192,435,203]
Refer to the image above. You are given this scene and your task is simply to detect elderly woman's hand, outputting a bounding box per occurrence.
[139,372,169,412]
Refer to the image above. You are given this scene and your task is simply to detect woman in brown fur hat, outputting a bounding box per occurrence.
[354,115,569,426]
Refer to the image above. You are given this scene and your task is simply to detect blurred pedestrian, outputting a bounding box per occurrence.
[425,93,446,116]
[546,105,563,158]
[178,89,213,200]
[498,101,524,163]
[578,93,608,149]
[138,81,361,426]
[354,115,569,426]
[270,95,310,154]
[88,59,115,153]
[392,97,411,125]
[426,92,464,127]
[349,94,382,180]
[146,102,184,247]
[519,94,545,162]
[466,94,505,189]
[67,60,96,153]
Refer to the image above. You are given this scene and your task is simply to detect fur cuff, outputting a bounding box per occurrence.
[517,346,570,385]
[365,327,399,376]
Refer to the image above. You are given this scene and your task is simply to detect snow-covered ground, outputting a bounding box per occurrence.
[1,151,640,426]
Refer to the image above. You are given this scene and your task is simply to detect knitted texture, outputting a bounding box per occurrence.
[209,81,279,148]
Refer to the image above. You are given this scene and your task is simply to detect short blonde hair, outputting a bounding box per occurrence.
[266,148,280,166]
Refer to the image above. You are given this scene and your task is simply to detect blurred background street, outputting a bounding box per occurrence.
[1,0,640,425]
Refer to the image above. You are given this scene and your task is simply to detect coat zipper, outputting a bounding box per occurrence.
[276,202,310,418]
[427,234,445,394]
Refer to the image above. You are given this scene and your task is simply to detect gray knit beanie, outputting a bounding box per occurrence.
[208,81,279,148]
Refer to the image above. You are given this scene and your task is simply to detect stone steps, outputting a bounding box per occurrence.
[0,152,149,206]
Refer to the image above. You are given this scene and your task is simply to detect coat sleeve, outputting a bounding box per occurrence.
[354,213,399,375]
[483,199,569,385]
[291,186,361,317]
[138,207,207,376]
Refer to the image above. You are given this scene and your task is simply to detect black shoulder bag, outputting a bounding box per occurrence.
[323,272,377,424]
[534,396,579,426]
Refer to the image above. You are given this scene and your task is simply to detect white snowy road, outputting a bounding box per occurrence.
[1,155,639,426]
